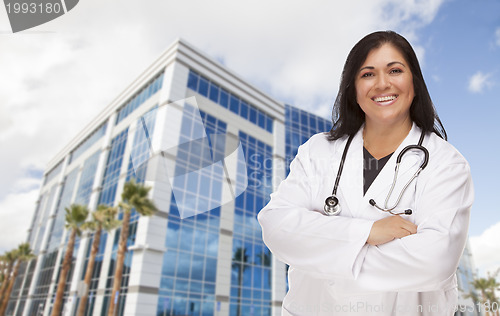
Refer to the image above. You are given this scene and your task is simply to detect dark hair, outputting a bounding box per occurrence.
[328,30,447,140]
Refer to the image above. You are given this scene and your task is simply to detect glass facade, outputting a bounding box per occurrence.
[47,168,79,252]
[43,159,63,185]
[454,242,479,316]
[24,167,81,315]
[29,192,46,254]
[187,70,273,133]
[5,261,29,315]
[126,106,158,183]
[115,72,164,125]
[12,260,36,315]
[33,185,57,254]
[27,195,44,249]
[88,128,129,315]
[78,229,108,316]
[98,129,129,206]
[157,105,225,316]
[74,150,101,206]
[284,104,331,175]
[230,133,273,316]
[28,251,58,315]
[100,108,159,315]
[69,123,107,164]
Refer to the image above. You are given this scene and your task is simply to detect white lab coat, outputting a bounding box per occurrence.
[258,123,473,316]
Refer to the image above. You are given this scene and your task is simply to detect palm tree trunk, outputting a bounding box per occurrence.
[77,227,102,316]
[237,265,243,316]
[51,229,77,316]
[482,292,492,316]
[0,262,20,316]
[107,210,131,316]
[0,263,13,311]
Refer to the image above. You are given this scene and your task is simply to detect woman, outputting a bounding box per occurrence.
[258,31,473,315]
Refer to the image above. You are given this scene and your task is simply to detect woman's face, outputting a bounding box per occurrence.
[355,43,414,129]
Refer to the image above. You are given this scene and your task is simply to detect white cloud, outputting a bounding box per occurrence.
[496,27,500,47]
[468,71,494,93]
[0,0,447,252]
[470,221,500,277]
[0,183,41,253]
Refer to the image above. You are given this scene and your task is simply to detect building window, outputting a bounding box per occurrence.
[43,160,63,185]
[284,104,331,175]
[126,106,158,183]
[69,122,107,164]
[47,167,79,251]
[187,69,274,133]
[98,129,129,206]
[73,150,101,207]
[115,72,164,125]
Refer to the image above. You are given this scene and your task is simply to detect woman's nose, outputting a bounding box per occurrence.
[375,74,391,90]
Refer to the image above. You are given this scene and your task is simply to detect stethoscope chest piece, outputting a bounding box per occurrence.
[324,195,340,216]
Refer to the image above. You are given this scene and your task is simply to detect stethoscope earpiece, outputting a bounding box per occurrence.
[370,198,414,215]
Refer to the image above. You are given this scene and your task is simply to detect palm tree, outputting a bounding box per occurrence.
[256,252,271,267]
[0,250,16,310]
[256,251,272,288]
[485,270,500,316]
[107,179,157,316]
[471,277,492,316]
[232,247,249,316]
[469,269,500,316]
[51,204,89,316]
[77,204,120,316]
[0,243,34,316]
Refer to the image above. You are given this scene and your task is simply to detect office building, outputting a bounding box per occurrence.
[5,39,478,316]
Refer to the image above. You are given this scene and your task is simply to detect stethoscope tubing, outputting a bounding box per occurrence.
[325,129,429,216]
[332,135,354,196]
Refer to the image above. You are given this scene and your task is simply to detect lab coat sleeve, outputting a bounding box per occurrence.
[345,159,473,292]
[258,137,375,280]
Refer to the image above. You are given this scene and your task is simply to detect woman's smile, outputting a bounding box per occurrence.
[372,94,399,106]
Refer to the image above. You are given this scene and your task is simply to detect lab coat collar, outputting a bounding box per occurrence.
[337,127,364,217]
[339,122,425,217]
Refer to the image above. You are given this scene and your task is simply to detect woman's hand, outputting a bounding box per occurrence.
[367,216,417,246]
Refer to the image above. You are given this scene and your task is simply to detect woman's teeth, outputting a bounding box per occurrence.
[373,95,397,102]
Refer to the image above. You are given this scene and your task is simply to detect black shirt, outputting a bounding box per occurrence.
[363,147,393,195]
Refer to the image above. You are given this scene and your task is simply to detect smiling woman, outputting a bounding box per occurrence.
[258,31,474,316]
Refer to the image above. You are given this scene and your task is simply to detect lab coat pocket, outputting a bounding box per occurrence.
[283,268,332,316]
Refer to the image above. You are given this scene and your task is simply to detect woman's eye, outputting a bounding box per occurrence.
[361,72,373,78]
[390,68,403,74]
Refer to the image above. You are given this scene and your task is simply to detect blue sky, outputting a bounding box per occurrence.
[418,0,499,236]
[0,0,499,275]
[418,0,500,275]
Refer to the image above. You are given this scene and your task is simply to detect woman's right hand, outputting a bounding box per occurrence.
[366,216,417,246]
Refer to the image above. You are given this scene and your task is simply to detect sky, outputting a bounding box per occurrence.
[0,0,499,277]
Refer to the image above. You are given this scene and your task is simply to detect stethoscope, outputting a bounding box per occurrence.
[324,130,429,216]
